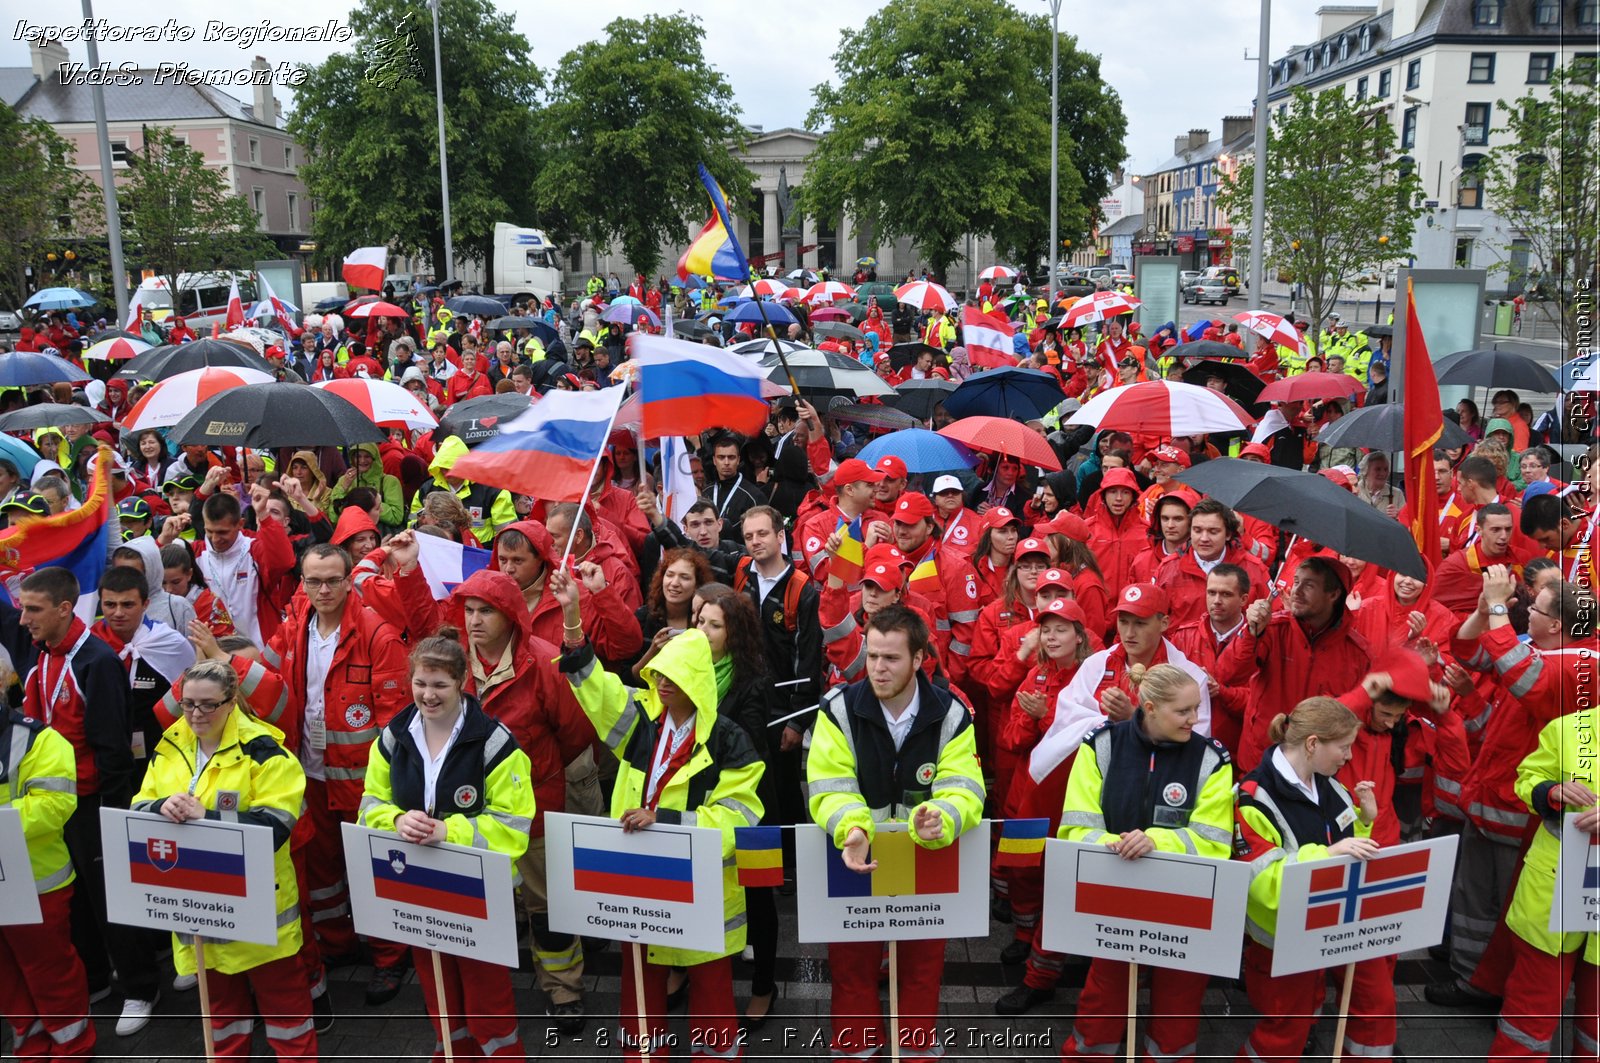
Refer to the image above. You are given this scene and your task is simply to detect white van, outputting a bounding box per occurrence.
[491,224,563,299]
[135,271,257,332]
[301,281,349,309]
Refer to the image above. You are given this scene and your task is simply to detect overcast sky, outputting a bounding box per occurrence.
[5,0,1322,172]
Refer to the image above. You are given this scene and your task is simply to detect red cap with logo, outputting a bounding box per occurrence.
[1016,537,1051,562]
[1038,567,1074,592]
[860,558,905,590]
[1112,582,1169,618]
[863,544,910,572]
[834,458,886,487]
[1038,597,1087,625]
[1238,442,1272,462]
[894,493,936,523]
[1152,444,1191,469]
[874,455,909,480]
[983,506,1024,530]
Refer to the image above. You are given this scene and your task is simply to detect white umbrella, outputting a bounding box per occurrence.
[119,366,276,432]
[312,379,438,430]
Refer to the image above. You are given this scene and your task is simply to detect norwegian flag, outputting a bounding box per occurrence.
[224,276,245,330]
[1304,848,1431,929]
[962,306,1016,368]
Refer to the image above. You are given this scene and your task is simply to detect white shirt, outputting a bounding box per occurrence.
[646,714,696,806]
[408,709,467,814]
[300,616,341,781]
[754,562,790,606]
[1271,746,1320,803]
[881,685,922,752]
[1195,551,1225,575]
[199,536,260,643]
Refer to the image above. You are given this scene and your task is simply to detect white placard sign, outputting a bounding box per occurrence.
[1273,835,1458,976]
[1549,814,1599,932]
[342,822,518,967]
[0,806,42,925]
[101,807,279,945]
[795,821,991,943]
[544,812,727,953]
[1039,840,1251,978]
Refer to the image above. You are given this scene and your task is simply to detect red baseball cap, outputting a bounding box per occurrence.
[860,558,905,590]
[834,458,885,486]
[874,455,908,480]
[1112,582,1169,618]
[1319,467,1355,492]
[1036,511,1093,542]
[1038,597,1087,625]
[863,544,910,571]
[1039,567,1074,593]
[1016,537,1051,562]
[894,493,936,523]
[983,506,1024,530]
[1238,443,1272,462]
[1152,444,1191,469]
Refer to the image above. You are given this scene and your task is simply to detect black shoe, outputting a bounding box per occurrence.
[322,950,364,971]
[994,984,1054,1016]
[583,936,610,955]
[991,896,1013,924]
[1423,980,1501,1010]
[1427,943,1451,963]
[364,963,407,1006]
[664,972,689,1012]
[547,999,585,1034]
[741,988,778,1033]
[999,939,1031,966]
[312,991,335,1034]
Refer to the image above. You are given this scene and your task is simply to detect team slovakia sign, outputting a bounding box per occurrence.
[101,808,279,945]
[1040,840,1252,978]
[0,807,41,925]
[1272,835,1458,976]
[1549,814,1600,932]
[342,822,518,967]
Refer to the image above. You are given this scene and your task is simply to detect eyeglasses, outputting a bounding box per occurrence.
[302,577,348,591]
[1529,606,1557,619]
[180,699,227,715]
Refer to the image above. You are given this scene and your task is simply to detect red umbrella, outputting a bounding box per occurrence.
[1065,380,1255,436]
[311,378,438,430]
[120,366,275,431]
[895,281,957,312]
[938,416,1061,471]
[811,306,852,322]
[1257,372,1365,404]
[1061,290,1141,327]
[347,300,410,319]
[803,280,857,304]
[1233,310,1307,356]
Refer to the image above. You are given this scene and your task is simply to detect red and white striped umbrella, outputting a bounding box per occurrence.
[347,300,410,320]
[1066,380,1255,435]
[738,278,791,299]
[802,280,856,304]
[1233,310,1307,355]
[979,265,1017,281]
[83,336,152,361]
[311,378,438,430]
[894,281,957,312]
[777,286,807,302]
[1061,290,1141,327]
[120,366,275,431]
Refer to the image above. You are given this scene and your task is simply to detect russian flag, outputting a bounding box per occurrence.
[343,246,388,291]
[414,534,492,600]
[448,385,626,502]
[1074,848,1216,930]
[571,820,694,904]
[963,306,1017,368]
[127,818,248,897]
[368,835,488,920]
[633,333,771,439]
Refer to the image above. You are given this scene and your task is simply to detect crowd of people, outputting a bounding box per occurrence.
[0,273,1594,1063]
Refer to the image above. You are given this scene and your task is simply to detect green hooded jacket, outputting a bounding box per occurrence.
[329,442,404,529]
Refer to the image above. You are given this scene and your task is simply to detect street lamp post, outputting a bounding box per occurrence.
[1046,0,1063,301]
[429,0,455,281]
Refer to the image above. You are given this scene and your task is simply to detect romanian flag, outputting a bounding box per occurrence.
[825,829,960,898]
[1401,278,1443,569]
[907,553,940,597]
[449,386,626,502]
[633,333,771,438]
[994,818,1048,869]
[833,516,866,584]
[676,164,751,283]
[0,446,112,588]
[734,825,784,888]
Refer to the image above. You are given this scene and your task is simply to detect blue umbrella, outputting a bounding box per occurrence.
[0,433,40,477]
[1559,355,1599,393]
[23,287,96,310]
[726,300,797,327]
[943,366,1067,421]
[0,351,90,387]
[1184,319,1211,341]
[601,303,661,327]
[856,429,976,474]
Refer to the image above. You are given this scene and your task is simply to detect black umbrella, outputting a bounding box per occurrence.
[313,297,348,313]
[439,392,535,444]
[1434,349,1561,392]
[87,328,141,345]
[114,338,275,381]
[168,383,385,449]
[882,379,957,420]
[445,294,508,317]
[1175,458,1426,578]
[486,316,539,332]
[826,399,920,432]
[887,342,942,371]
[944,366,1066,421]
[1313,402,1472,452]
[1176,340,1252,361]
[1364,324,1393,339]
[815,321,866,342]
[758,350,894,398]
[1182,359,1266,412]
[0,403,110,432]
[672,320,715,339]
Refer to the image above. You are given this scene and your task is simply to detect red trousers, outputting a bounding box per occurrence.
[1345,954,1397,1057]
[1061,958,1207,1062]
[618,948,740,1062]
[1488,937,1600,1061]
[414,947,524,1060]
[206,953,317,1062]
[1236,941,1324,1063]
[0,886,95,1060]
[303,777,407,967]
[828,939,945,1063]
[288,826,325,998]
[1008,760,1075,987]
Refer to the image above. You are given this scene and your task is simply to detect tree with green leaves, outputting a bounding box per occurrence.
[1217,87,1424,348]
[288,0,542,275]
[1481,62,1598,356]
[534,14,751,280]
[120,127,274,283]
[800,0,1116,281]
[0,103,97,308]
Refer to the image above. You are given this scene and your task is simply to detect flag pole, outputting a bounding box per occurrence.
[431,948,454,1063]
[1330,961,1356,1063]
[888,939,902,1063]
[1125,961,1138,1063]
[194,936,217,1062]
[632,942,652,1063]
[559,391,627,568]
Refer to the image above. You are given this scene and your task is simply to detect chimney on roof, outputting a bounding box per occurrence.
[1222,115,1253,144]
[251,57,277,129]
[1181,129,1210,154]
[30,36,68,81]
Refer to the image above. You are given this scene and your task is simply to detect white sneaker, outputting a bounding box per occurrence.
[116,993,159,1036]
[741,945,755,962]
[173,972,198,991]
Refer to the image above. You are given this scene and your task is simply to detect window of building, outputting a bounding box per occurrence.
[287,192,299,230]
[248,137,259,164]
[1581,0,1599,25]
[1516,153,1546,200]
[1379,70,1392,96]
[1278,103,1288,120]
[1401,107,1419,149]
[1471,0,1502,25]
[1339,36,1350,62]
[1533,0,1560,24]
[109,139,130,165]
[1469,53,1496,82]
[1455,238,1474,267]
[283,145,293,169]
[1528,54,1555,82]
[1464,102,1491,144]
[1458,154,1486,209]
[1406,58,1422,90]
[1356,76,1369,99]
[1360,25,1373,52]
[1307,49,1317,72]
[1322,43,1333,67]
[251,188,266,226]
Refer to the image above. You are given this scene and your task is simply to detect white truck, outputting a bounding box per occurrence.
[491,224,563,299]
[133,271,257,332]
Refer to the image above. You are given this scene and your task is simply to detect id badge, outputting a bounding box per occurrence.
[1336,807,1357,831]
[1152,805,1191,829]
[131,731,146,760]
[307,715,327,752]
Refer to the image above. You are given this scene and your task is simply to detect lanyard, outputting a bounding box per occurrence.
[1438,493,1457,528]
[42,628,91,726]
[646,715,693,808]
[715,475,744,519]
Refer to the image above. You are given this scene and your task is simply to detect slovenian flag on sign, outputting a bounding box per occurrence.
[1587,835,1600,891]
[825,829,959,898]
[448,385,626,502]
[994,818,1048,869]
[127,819,248,897]
[368,835,488,920]
[414,534,492,601]
[734,826,785,888]
[571,820,694,904]
[1304,848,1431,929]
[633,333,772,438]
[962,307,1017,368]
[1074,848,1216,930]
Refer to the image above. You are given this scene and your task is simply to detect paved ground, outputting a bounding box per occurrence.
[73,886,1545,1062]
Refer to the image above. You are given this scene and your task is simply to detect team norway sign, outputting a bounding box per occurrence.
[1272,835,1457,976]
[1549,814,1600,932]
[1040,840,1251,979]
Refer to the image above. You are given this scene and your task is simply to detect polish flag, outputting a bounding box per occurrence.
[962,306,1016,368]
[256,273,301,339]
[223,277,245,330]
[342,246,388,291]
[124,289,145,332]
[1073,848,1217,930]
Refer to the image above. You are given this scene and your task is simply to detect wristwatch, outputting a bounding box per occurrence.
[1488,603,1509,617]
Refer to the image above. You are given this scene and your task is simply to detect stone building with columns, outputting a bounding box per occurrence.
[562,127,1004,291]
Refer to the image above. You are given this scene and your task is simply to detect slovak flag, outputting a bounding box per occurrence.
[1304,848,1431,929]
[962,306,1017,368]
[448,385,627,502]
[126,818,248,897]
[414,534,492,601]
[1585,835,1600,891]
[224,276,245,330]
[343,246,388,292]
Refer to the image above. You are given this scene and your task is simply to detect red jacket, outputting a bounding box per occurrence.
[264,596,411,811]
[193,517,296,644]
[938,507,984,557]
[966,596,1039,707]
[1128,541,1184,587]
[1334,686,1463,847]
[1154,546,1270,631]
[1085,505,1148,598]
[794,503,889,584]
[818,582,942,686]
[902,540,983,680]
[445,370,493,405]
[156,653,291,748]
[1168,617,1251,758]
[590,476,651,557]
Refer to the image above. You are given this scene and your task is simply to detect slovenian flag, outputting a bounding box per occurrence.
[633,333,771,438]
[1587,835,1600,891]
[962,307,1017,368]
[825,829,960,899]
[127,818,248,897]
[833,516,866,584]
[676,164,751,283]
[414,534,492,601]
[343,246,388,291]
[571,821,694,904]
[735,826,784,888]
[449,385,626,502]
[1074,848,1216,930]
[994,818,1048,869]
[369,835,489,920]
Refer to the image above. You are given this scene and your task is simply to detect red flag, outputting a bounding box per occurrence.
[224,276,245,330]
[342,247,387,291]
[962,306,1016,368]
[1402,278,1443,568]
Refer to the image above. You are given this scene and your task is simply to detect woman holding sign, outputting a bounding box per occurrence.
[131,658,315,1061]
[359,632,535,1061]
[1232,697,1378,1063]
[1058,663,1234,1062]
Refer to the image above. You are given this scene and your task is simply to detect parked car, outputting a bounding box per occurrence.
[1182,277,1231,305]
[1110,269,1135,288]
[1180,270,1202,287]
[1200,266,1240,296]
[0,309,22,343]
[1055,272,1097,299]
